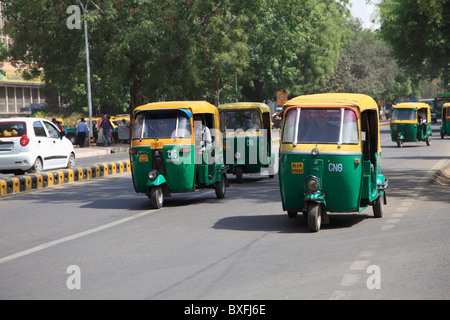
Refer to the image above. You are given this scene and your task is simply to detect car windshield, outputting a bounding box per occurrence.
[0,122,27,137]
[132,110,191,140]
[282,108,358,144]
[391,108,416,121]
[222,110,262,131]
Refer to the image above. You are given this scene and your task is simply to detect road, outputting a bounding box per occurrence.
[0,123,449,301]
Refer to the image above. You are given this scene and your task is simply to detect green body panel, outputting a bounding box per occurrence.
[130,145,195,193]
[441,118,450,135]
[223,135,272,173]
[279,153,365,212]
[390,123,432,142]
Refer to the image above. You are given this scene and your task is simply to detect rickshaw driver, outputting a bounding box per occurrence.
[155,119,171,138]
[301,110,339,143]
[194,114,212,151]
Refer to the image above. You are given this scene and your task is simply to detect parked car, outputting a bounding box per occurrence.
[0,118,75,175]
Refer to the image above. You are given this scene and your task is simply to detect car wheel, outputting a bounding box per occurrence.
[67,153,76,168]
[28,158,43,173]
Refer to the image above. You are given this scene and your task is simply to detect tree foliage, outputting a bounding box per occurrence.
[3,0,352,114]
[328,21,421,102]
[378,0,450,89]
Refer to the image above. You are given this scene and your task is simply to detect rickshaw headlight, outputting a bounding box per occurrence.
[235,152,241,160]
[305,177,320,193]
[148,170,158,181]
[311,148,319,157]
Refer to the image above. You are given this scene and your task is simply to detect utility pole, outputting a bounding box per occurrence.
[78,0,93,147]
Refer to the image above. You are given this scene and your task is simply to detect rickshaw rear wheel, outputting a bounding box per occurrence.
[441,132,445,139]
[307,202,321,232]
[235,166,243,184]
[215,175,226,199]
[373,195,384,218]
[287,211,297,218]
[149,186,163,209]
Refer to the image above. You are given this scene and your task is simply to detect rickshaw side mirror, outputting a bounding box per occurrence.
[361,131,366,142]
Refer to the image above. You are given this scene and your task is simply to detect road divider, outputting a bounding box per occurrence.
[0,160,131,196]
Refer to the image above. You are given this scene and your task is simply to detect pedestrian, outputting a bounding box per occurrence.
[100,114,113,146]
[52,118,65,133]
[76,118,88,148]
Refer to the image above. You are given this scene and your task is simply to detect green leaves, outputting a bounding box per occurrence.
[379,0,450,89]
[3,0,353,112]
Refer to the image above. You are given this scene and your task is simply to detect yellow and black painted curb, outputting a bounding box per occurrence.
[0,160,131,196]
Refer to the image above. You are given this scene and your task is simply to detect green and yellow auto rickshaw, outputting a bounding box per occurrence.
[218,102,275,183]
[129,101,229,208]
[390,102,432,147]
[440,102,450,139]
[279,93,387,232]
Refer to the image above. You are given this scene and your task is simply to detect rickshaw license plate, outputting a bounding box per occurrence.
[138,153,148,162]
[291,162,303,174]
[150,142,164,149]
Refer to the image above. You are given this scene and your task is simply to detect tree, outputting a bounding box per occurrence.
[378,0,450,89]
[3,0,353,112]
[240,0,352,102]
[329,21,422,102]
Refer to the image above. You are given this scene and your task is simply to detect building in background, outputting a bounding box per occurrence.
[0,2,58,118]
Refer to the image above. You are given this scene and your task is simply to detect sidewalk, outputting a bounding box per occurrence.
[74,143,130,159]
[431,164,450,186]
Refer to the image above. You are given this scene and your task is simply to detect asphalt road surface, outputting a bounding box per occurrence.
[1,123,449,301]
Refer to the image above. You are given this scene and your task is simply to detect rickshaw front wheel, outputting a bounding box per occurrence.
[215,175,226,199]
[307,202,321,232]
[373,195,384,218]
[149,186,164,209]
[426,136,431,146]
[396,140,403,148]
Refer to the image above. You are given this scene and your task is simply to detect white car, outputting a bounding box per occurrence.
[0,117,76,174]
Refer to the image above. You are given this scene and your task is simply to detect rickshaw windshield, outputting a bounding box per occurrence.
[222,110,262,131]
[391,108,416,121]
[132,110,192,140]
[282,108,358,144]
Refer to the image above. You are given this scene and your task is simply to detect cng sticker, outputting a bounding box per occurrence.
[291,162,303,174]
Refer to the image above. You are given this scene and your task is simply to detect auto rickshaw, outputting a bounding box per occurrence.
[440,102,450,139]
[278,93,387,232]
[218,102,275,183]
[129,101,229,208]
[389,102,432,147]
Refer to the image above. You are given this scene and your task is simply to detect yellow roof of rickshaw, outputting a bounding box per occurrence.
[392,102,431,110]
[133,101,217,115]
[441,102,450,108]
[218,102,271,113]
[283,93,378,113]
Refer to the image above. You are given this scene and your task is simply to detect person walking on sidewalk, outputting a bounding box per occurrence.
[100,114,113,146]
[76,118,88,148]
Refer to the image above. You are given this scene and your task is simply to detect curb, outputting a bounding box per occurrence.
[74,145,130,159]
[0,160,131,196]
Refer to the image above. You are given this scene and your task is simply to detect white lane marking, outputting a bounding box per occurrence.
[349,260,370,271]
[0,208,158,265]
[340,274,361,286]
